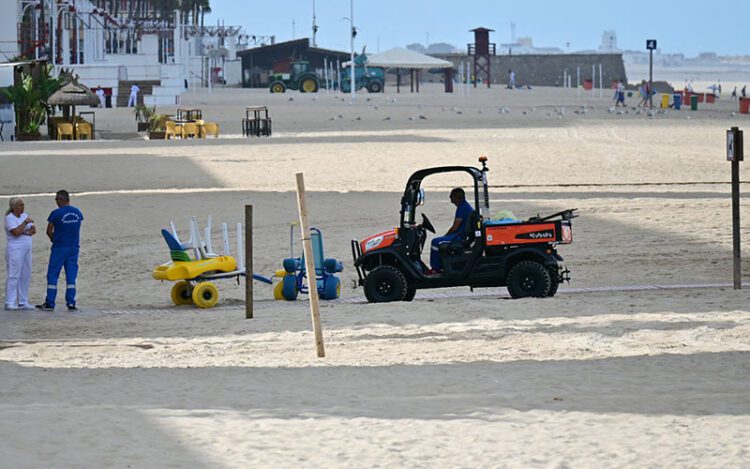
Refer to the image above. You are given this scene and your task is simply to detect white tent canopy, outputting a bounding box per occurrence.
[355,47,453,69]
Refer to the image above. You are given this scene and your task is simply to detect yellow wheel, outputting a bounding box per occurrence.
[192,282,219,308]
[273,281,285,300]
[299,77,319,93]
[170,281,193,305]
[270,82,286,93]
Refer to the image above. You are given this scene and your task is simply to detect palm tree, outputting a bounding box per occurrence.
[198,0,211,29]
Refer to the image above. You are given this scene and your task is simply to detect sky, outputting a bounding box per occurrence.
[205,0,747,57]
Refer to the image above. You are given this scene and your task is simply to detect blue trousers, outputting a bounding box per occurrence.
[46,246,79,307]
[430,234,459,271]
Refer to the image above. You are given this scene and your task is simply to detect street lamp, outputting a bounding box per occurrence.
[343,0,355,101]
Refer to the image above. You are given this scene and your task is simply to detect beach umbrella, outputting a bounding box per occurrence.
[48,79,99,121]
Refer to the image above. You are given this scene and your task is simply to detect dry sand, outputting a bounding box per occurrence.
[1,85,749,467]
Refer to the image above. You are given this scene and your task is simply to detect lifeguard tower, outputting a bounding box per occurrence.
[468,27,495,88]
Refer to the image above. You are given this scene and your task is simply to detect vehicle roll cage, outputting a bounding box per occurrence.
[399,162,490,228]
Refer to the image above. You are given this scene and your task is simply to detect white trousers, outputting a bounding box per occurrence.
[127,92,138,107]
[5,244,32,308]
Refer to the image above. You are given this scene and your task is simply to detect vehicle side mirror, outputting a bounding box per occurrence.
[417,188,426,206]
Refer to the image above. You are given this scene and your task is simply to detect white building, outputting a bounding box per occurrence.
[599,30,620,53]
[3,0,248,106]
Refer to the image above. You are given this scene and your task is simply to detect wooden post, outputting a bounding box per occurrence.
[728,127,744,289]
[245,204,253,318]
[295,173,325,357]
[732,158,741,289]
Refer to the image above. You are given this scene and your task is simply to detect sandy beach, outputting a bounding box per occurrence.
[1,84,749,467]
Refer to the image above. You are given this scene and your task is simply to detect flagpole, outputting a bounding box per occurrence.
[350,0,355,102]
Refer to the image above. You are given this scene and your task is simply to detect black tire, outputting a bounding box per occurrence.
[506,261,551,299]
[546,267,560,297]
[367,80,383,93]
[298,76,319,93]
[364,265,408,303]
[403,283,417,302]
[269,81,286,93]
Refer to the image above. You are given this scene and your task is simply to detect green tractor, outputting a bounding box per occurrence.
[269,61,321,93]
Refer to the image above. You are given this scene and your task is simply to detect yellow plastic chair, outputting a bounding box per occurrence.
[56,123,74,140]
[203,122,219,138]
[165,121,177,139]
[76,122,93,140]
[182,122,198,139]
[48,116,64,139]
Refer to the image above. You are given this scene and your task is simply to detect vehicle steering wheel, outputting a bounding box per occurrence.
[421,213,436,234]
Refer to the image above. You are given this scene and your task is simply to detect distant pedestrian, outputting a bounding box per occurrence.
[731,86,738,100]
[637,80,649,107]
[5,197,36,311]
[507,70,516,89]
[95,87,106,108]
[742,85,747,98]
[127,83,140,107]
[36,190,84,312]
[614,80,626,107]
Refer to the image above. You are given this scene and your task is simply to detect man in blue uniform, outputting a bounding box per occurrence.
[36,190,84,311]
[427,187,474,274]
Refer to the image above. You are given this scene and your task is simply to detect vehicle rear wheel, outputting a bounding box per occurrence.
[299,76,319,93]
[273,280,285,300]
[364,265,408,303]
[322,276,341,300]
[506,261,551,299]
[367,80,383,93]
[170,281,193,305]
[546,267,560,297]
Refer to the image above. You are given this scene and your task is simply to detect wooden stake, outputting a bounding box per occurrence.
[295,173,325,357]
[245,204,253,318]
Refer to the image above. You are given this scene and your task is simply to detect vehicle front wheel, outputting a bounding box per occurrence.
[403,283,417,301]
[192,281,219,308]
[269,81,286,93]
[364,265,408,303]
[506,261,551,299]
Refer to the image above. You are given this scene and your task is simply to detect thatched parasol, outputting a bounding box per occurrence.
[48,80,100,121]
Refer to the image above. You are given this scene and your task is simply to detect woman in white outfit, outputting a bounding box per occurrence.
[5,197,36,310]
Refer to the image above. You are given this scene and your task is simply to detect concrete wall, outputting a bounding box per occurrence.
[225,60,241,86]
[435,53,628,87]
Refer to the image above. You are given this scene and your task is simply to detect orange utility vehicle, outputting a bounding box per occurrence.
[351,157,576,302]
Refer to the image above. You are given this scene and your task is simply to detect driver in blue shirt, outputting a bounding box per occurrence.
[427,187,473,274]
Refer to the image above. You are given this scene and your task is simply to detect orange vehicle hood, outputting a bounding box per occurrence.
[360,229,398,254]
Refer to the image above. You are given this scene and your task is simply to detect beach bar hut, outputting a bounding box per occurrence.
[47,79,99,139]
[364,47,454,93]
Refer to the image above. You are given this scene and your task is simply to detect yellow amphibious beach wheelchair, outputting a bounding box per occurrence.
[153,217,272,308]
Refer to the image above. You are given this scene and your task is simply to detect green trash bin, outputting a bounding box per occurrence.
[690,94,699,111]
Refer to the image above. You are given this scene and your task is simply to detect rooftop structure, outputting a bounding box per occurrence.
[4,0,255,106]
